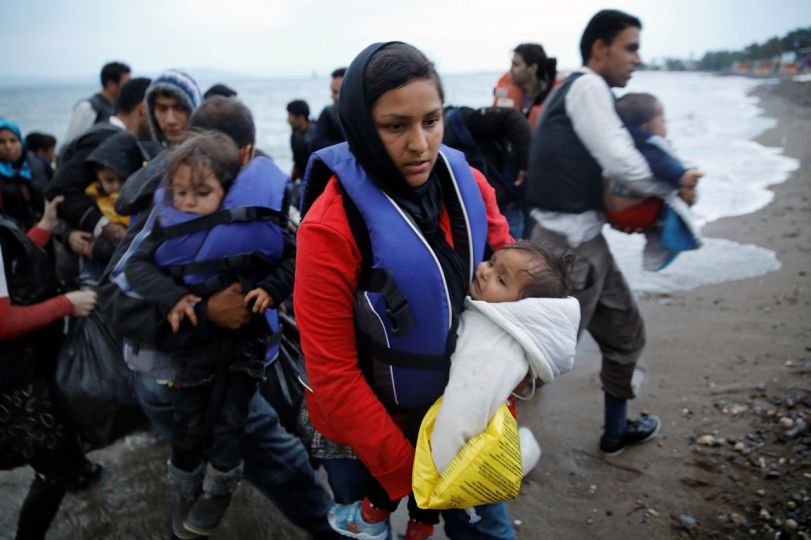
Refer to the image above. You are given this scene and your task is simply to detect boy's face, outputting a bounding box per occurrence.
[642,101,667,138]
[171,164,224,216]
[469,248,538,303]
[153,94,189,143]
[37,146,56,164]
[97,167,124,195]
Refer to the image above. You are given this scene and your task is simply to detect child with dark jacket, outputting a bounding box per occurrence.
[78,132,144,287]
[124,131,294,537]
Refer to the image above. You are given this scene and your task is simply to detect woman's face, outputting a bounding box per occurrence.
[371,78,443,188]
[0,129,23,164]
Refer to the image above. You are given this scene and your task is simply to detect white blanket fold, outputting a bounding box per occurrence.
[431,296,580,474]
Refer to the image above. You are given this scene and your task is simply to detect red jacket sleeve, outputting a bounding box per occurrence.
[0,229,74,340]
[294,179,416,500]
[26,226,51,248]
[471,167,514,249]
[0,296,74,340]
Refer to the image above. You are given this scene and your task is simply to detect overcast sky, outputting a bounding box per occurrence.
[3,0,809,80]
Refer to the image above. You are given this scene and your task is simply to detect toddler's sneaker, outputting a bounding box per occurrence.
[328,500,388,540]
[599,414,660,456]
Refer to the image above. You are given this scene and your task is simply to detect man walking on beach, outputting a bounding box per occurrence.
[526,9,662,455]
[63,61,131,146]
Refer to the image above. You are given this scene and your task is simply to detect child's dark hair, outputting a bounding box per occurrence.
[24,132,56,153]
[166,130,241,202]
[501,240,575,299]
[615,92,659,128]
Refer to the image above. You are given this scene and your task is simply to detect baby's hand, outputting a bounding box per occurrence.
[244,288,274,314]
[678,170,702,207]
[679,169,703,190]
[167,293,202,333]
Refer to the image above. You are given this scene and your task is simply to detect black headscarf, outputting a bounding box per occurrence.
[339,42,469,336]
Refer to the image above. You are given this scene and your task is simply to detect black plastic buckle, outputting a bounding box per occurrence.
[386,300,414,336]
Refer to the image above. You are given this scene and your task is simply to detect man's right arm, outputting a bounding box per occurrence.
[566,74,652,184]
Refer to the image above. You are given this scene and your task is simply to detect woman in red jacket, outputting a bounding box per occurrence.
[294,42,514,540]
[1,176,100,539]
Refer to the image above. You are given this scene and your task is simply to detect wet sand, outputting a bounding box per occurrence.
[1,79,809,539]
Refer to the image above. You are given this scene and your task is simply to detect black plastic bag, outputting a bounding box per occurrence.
[260,311,306,436]
[54,310,147,448]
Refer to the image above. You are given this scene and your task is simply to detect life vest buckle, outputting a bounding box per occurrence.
[386,299,414,336]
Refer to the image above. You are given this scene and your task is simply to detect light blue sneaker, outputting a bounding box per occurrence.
[328,500,388,540]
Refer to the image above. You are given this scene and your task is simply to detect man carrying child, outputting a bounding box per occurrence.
[525,9,700,455]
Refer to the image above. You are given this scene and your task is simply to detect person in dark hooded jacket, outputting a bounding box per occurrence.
[45,78,156,288]
[76,132,146,287]
[443,105,532,238]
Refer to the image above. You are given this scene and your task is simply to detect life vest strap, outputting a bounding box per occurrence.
[160,206,287,240]
[364,268,415,336]
[167,253,275,279]
[366,339,450,371]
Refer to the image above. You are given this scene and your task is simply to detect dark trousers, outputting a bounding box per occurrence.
[529,222,646,399]
[171,330,266,473]
[363,406,439,525]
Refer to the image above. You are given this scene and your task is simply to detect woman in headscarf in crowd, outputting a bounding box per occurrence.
[1,120,43,229]
[294,42,515,539]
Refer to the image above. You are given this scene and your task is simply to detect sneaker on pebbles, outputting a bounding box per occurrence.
[328,501,388,540]
[599,414,661,456]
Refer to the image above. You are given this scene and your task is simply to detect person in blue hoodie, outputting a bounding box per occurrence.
[1,121,42,230]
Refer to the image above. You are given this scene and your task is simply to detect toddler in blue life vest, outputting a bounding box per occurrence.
[329,241,580,540]
[124,131,292,538]
[603,92,703,270]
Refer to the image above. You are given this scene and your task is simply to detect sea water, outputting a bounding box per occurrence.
[0,71,798,294]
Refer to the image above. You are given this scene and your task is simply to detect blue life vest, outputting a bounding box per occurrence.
[153,156,290,361]
[306,143,487,409]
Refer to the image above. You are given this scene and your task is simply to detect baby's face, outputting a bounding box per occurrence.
[643,101,667,138]
[469,248,538,303]
[97,168,124,195]
[170,164,224,216]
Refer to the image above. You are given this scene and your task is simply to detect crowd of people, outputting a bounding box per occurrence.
[0,8,704,540]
